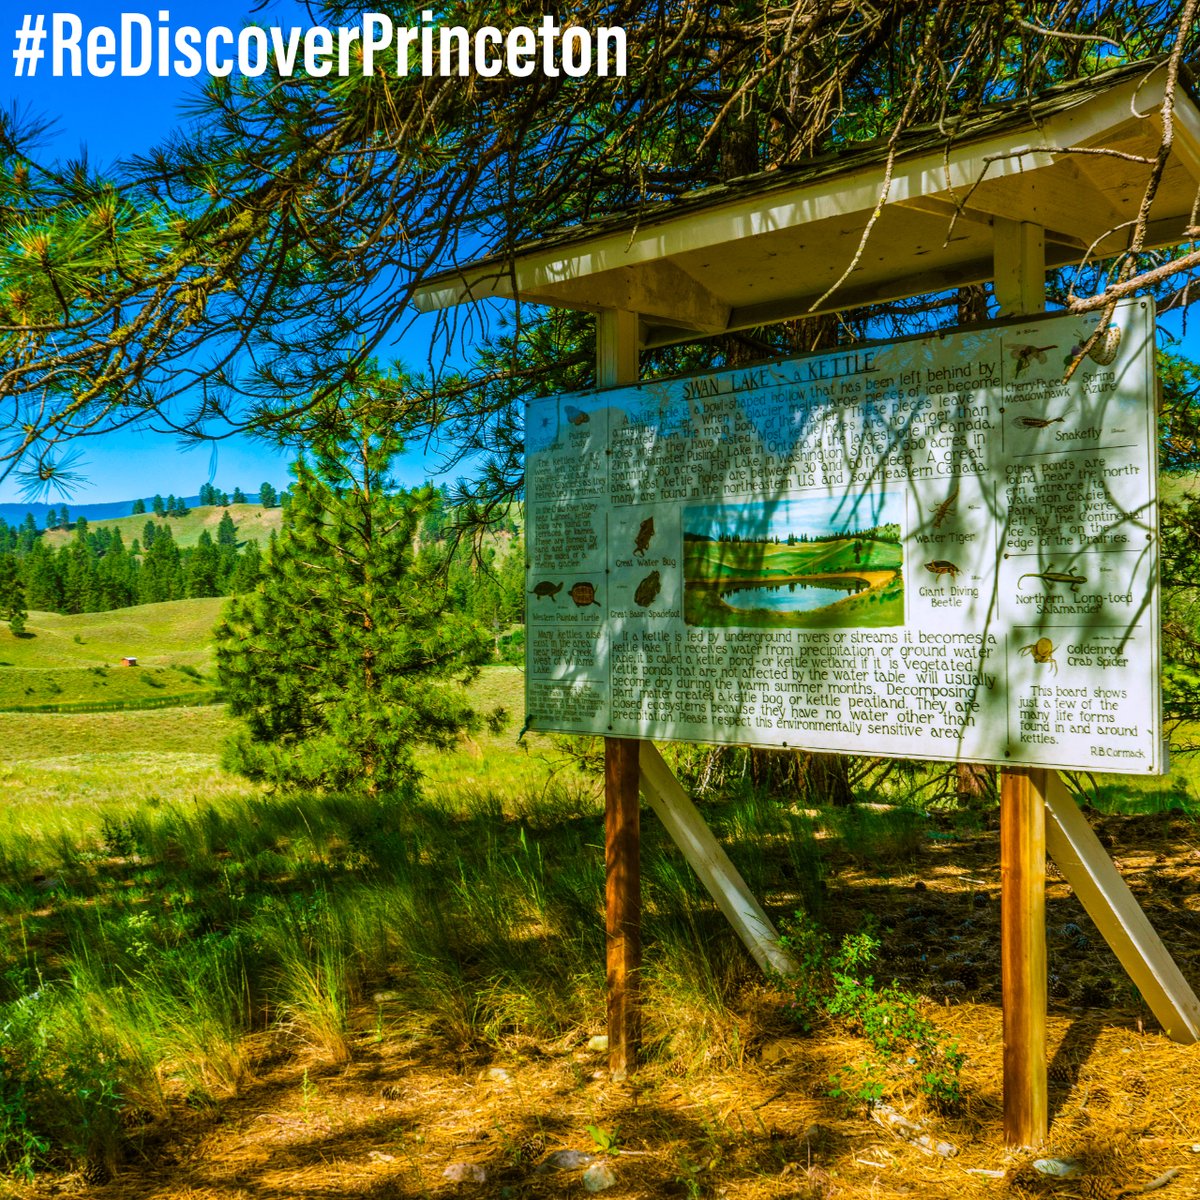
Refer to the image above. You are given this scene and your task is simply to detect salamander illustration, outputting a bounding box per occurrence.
[1018,567,1087,593]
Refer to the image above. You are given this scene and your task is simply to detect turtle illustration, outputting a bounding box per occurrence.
[633,516,655,556]
[530,581,563,601]
[568,582,600,608]
[634,570,662,607]
[564,405,589,426]
[924,560,960,581]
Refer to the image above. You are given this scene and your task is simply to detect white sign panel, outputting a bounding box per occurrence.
[525,301,1162,774]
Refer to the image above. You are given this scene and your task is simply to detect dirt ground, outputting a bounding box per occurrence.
[15,808,1200,1200]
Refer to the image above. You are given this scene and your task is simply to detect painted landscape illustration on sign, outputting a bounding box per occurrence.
[682,494,904,628]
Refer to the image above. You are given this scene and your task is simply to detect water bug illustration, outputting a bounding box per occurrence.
[1019,637,1059,674]
[634,517,656,556]
[1018,566,1086,593]
[530,581,563,601]
[931,485,959,529]
[924,560,960,581]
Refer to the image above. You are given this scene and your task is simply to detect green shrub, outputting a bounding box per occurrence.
[777,913,965,1112]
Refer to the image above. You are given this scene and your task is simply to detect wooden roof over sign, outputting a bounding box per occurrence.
[412,58,1200,346]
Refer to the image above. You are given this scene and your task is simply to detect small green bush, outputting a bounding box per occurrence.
[777,913,965,1112]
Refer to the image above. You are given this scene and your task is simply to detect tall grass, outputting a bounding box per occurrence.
[0,774,833,1176]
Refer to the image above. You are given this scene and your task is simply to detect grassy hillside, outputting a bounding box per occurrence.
[0,597,224,710]
[41,502,282,551]
[684,535,902,582]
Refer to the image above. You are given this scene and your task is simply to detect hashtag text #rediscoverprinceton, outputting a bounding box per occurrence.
[12,9,627,79]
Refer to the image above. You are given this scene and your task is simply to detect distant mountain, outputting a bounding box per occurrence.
[0,497,202,528]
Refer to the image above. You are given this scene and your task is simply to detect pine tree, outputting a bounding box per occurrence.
[187,529,221,597]
[152,495,165,517]
[132,498,146,515]
[0,553,26,635]
[140,521,181,603]
[215,398,491,796]
[216,510,238,547]
[258,482,278,508]
[232,487,246,504]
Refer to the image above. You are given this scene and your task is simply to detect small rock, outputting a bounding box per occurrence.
[486,1067,511,1084]
[760,1039,799,1065]
[801,1123,835,1146]
[583,1161,617,1192]
[1033,1157,1084,1179]
[538,1149,596,1172]
[372,990,402,1003]
[587,1035,610,1052]
[442,1162,488,1183]
[368,1150,397,1163]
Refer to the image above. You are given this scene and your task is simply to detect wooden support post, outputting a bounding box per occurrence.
[995,222,1048,1147]
[596,309,639,388]
[1001,768,1048,1147]
[993,219,1046,316]
[639,743,798,976]
[605,737,641,1078]
[1045,773,1200,1042]
[597,307,641,1077]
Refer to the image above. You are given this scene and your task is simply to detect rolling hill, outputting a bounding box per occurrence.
[40,502,283,551]
[0,597,226,711]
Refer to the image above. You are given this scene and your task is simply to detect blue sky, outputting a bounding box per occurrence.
[1,0,460,505]
[685,493,904,542]
[5,5,1199,505]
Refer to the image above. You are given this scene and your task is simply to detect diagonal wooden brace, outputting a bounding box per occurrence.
[1045,771,1200,1043]
[638,742,798,976]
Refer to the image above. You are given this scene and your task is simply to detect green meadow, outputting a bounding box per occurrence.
[0,599,224,711]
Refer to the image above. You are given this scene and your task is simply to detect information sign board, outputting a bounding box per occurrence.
[525,301,1162,774]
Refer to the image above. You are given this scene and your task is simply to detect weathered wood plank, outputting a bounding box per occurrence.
[1045,772,1200,1043]
[605,737,641,1078]
[1001,767,1048,1148]
[638,743,798,976]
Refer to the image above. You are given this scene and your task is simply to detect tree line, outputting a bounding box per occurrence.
[0,510,262,622]
[0,487,526,657]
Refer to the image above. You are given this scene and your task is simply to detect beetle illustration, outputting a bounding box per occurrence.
[634,570,662,607]
[1019,637,1059,675]
[924,560,960,581]
[1018,567,1087,593]
[633,517,656,556]
[529,581,563,601]
[568,582,600,608]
